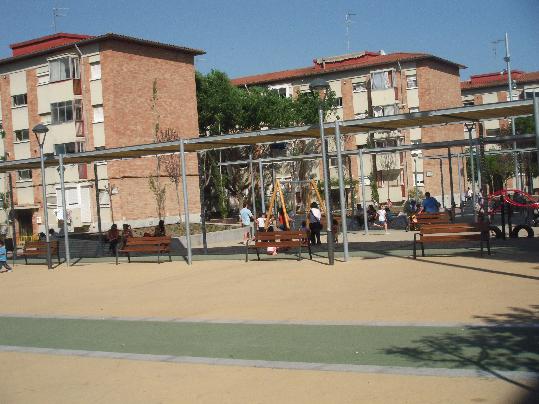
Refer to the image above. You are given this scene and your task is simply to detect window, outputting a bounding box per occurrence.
[329,157,338,167]
[51,100,82,124]
[17,169,32,181]
[463,99,474,106]
[336,97,343,107]
[411,139,422,156]
[409,107,419,113]
[49,57,80,82]
[352,82,367,92]
[14,129,29,142]
[371,70,393,90]
[90,63,101,80]
[406,74,417,89]
[524,90,539,100]
[54,141,85,155]
[486,129,500,137]
[373,104,397,117]
[93,106,104,123]
[355,112,368,119]
[11,93,27,107]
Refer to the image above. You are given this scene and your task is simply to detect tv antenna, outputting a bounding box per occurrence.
[491,39,504,59]
[345,12,356,52]
[52,7,69,32]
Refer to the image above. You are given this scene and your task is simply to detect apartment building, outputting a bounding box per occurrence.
[461,70,539,190]
[232,51,466,206]
[0,33,204,239]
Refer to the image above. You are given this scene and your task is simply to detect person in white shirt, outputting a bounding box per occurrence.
[256,213,267,232]
[373,206,389,234]
[308,202,322,245]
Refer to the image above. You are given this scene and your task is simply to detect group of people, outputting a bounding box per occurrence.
[107,219,166,255]
[239,201,331,249]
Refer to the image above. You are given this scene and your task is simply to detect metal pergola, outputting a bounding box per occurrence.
[0,99,537,266]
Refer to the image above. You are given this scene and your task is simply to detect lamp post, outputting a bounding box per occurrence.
[32,123,52,269]
[309,78,334,266]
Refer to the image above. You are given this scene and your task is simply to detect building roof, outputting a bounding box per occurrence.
[461,70,539,91]
[231,51,466,86]
[0,32,205,67]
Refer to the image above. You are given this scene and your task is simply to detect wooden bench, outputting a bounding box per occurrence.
[116,236,172,265]
[416,211,451,226]
[413,223,490,259]
[20,240,60,264]
[246,231,312,262]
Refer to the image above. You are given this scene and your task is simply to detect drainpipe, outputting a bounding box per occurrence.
[73,44,88,142]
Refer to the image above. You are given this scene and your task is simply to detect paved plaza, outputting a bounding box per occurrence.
[0,234,538,403]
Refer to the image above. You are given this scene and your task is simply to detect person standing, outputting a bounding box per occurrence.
[154,220,166,237]
[239,202,254,244]
[0,239,12,273]
[373,205,389,234]
[256,213,267,233]
[308,202,322,245]
[107,224,120,256]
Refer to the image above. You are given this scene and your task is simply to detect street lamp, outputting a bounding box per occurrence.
[32,123,52,269]
[309,78,335,265]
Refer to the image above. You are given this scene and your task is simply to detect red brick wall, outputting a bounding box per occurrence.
[417,61,464,200]
[99,39,201,220]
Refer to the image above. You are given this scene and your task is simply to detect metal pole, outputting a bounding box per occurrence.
[457,152,464,215]
[8,173,17,267]
[249,150,257,220]
[347,156,355,216]
[465,124,477,222]
[447,148,455,219]
[413,157,419,199]
[197,152,207,254]
[533,94,539,174]
[505,32,520,190]
[439,159,445,208]
[93,164,102,235]
[258,160,265,213]
[179,140,192,265]
[318,107,334,265]
[359,149,369,235]
[334,121,349,261]
[39,143,52,269]
[58,154,70,267]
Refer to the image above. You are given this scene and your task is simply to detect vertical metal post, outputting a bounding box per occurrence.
[359,149,369,235]
[39,144,52,269]
[179,140,192,265]
[465,123,478,222]
[259,160,266,213]
[197,152,207,254]
[271,162,278,219]
[8,173,17,267]
[334,121,349,261]
[58,154,70,267]
[348,156,355,216]
[505,32,520,190]
[318,108,334,265]
[439,159,445,208]
[93,164,102,235]
[457,152,464,215]
[249,150,257,220]
[413,157,419,199]
[533,94,539,174]
[447,148,455,219]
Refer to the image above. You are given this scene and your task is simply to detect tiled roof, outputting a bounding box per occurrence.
[461,71,539,90]
[0,33,205,66]
[231,52,465,86]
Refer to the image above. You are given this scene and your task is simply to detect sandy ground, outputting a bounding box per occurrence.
[0,255,537,323]
[0,352,533,404]
[1,254,537,403]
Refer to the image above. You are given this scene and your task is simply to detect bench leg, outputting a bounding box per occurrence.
[298,244,302,261]
[158,252,161,264]
[487,238,491,255]
[24,257,28,265]
[421,242,425,257]
[245,244,249,262]
[308,244,312,260]
[480,240,484,257]
[116,249,119,265]
[256,248,260,261]
[413,239,417,259]
[169,251,172,262]
[127,253,131,263]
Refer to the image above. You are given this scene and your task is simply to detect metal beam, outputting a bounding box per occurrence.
[334,121,348,261]
[58,154,70,267]
[179,140,192,265]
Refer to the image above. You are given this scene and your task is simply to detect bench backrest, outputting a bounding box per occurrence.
[420,223,488,234]
[255,231,307,242]
[24,240,59,252]
[124,236,172,248]
[416,212,450,225]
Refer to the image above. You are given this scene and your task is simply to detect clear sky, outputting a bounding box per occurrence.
[1,0,538,80]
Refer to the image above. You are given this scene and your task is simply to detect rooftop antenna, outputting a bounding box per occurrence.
[52,7,69,33]
[345,12,356,52]
[491,39,503,59]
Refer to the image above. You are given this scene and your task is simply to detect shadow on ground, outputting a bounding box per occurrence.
[384,306,539,402]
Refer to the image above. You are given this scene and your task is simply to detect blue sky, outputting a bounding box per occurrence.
[1,0,538,80]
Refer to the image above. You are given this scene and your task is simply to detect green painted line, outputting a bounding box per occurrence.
[0,317,537,372]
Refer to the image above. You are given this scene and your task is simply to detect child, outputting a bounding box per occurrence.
[0,240,13,273]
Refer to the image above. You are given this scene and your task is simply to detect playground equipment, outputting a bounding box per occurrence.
[265,179,325,230]
[487,189,539,238]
